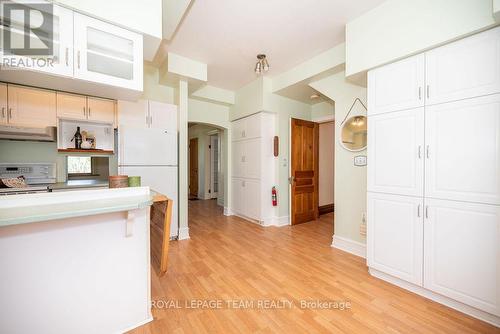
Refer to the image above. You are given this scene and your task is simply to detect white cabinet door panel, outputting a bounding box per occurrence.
[367,192,423,285]
[244,179,261,220]
[425,94,500,205]
[231,178,244,215]
[120,127,177,166]
[149,101,177,133]
[7,85,56,127]
[231,141,245,178]
[244,139,261,180]
[368,54,424,115]
[368,108,424,197]
[119,166,178,238]
[232,119,245,141]
[424,199,500,316]
[245,113,262,139]
[426,27,500,106]
[117,100,148,128]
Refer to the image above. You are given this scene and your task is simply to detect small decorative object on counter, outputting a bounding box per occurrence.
[109,175,129,188]
[71,126,83,149]
[128,176,141,187]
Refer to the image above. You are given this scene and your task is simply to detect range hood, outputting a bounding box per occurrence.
[0,125,57,142]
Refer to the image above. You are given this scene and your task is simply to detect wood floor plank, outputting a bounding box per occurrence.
[128,200,500,334]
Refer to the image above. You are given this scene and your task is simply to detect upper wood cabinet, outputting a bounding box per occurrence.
[0,83,7,125]
[87,97,115,124]
[425,27,500,106]
[368,54,424,115]
[7,85,56,127]
[73,13,143,91]
[367,108,424,197]
[56,92,87,120]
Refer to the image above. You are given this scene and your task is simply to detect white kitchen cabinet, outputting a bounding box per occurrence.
[425,94,500,205]
[117,100,148,128]
[367,54,424,115]
[423,198,500,316]
[149,101,177,133]
[0,83,7,125]
[367,193,423,285]
[118,100,176,130]
[56,92,87,120]
[425,27,500,106]
[7,85,56,127]
[73,13,143,91]
[231,112,276,224]
[87,97,115,124]
[367,108,424,197]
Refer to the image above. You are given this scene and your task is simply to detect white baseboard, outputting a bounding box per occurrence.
[265,215,289,227]
[331,235,366,258]
[178,227,190,240]
[116,316,153,334]
[369,268,500,328]
[223,207,233,216]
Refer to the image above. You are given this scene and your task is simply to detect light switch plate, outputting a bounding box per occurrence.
[354,155,367,166]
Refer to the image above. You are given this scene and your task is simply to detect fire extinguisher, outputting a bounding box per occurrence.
[272,186,278,206]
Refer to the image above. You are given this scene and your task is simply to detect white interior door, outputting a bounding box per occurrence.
[117,100,148,128]
[149,101,177,133]
[73,13,143,91]
[119,127,177,166]
[209,134,219,198]
[423,198,500,316]
[119,166,179,238]
[367,192,424,285]
[367,108,424,197]
[425,94,500,205]
[425,27,500,106]
[367,54,424,115]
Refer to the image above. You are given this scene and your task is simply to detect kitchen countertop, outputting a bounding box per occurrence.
[0,187,152,226]
[49,179,109,190]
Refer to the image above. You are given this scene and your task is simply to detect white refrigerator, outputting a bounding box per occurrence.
[118,100,178,238]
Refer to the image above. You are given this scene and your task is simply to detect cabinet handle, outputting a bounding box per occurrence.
[8,108,12,119]
[417,204,421,218]
[242,130,245,138]
[65,47,69,66]
[77,50,80,69]
[1,107,4,118]
[418,145,422,159]
[426,85,430,99]
[418,87,422,100]
[83,107,86,117]
[425,206,429,219]
[426,145,430,159]
[150,114,152,126]
[242,181,245,187]
[88,108,91,118]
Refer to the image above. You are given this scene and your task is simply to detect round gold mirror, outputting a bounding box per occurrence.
[340,115,367,151]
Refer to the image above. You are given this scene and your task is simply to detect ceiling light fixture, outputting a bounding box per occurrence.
[310,93,321,100]
[255,54,269,74]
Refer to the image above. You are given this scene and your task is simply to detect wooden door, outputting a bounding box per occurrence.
[56,92,87,121]
[87,97,115,124]
[189,138,199,197]
[367,54,424,115]
[291,118,319,225]
[367,192,423,285]
[367,107,424,197]
[425,94,500,205]
[7,85,56,127]
[425,27,500,106]
[423,198,500,316]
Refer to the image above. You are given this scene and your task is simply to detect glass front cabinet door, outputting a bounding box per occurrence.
[73,13,143,91]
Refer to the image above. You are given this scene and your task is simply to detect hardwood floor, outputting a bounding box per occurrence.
[130,200,499,334]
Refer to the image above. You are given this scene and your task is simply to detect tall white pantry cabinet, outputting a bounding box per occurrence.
[367,26,500,325]
[231,112,276,225]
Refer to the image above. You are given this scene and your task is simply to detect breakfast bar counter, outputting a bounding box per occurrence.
[0,187,154,334]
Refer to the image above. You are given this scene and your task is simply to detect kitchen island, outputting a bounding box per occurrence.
[0,187,153,334]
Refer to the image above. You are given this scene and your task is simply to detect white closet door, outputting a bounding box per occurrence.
[231,141,245,178]
[244,179,261,220]
[149,101,177,133]
[367,192,423,285]
[244,139,261,179]
[425,94,500,205]
[367,54,424,115]
[231,178,244,215]
[424,198,500,316]
[425,27,500,106]
[367,108,424,197]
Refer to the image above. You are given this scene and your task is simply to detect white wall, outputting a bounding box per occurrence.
[346,0,496,76]
[310,71,367,244]
[319,122,334,207]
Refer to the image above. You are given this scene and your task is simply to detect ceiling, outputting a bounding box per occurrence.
[167,0,385,90]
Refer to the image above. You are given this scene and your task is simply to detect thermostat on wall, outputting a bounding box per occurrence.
[354,155,367,166]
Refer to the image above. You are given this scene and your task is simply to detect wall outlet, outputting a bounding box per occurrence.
[360,212,367,236]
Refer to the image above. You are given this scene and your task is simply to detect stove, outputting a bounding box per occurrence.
[0,163,56,196]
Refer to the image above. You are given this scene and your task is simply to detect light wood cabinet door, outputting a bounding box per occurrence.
[7,85,56,127]
[425,27,500,106]
[87,97,115,124]
[425,94,500,205]
[368,54,424,115]
[0,83,7,125]
[73,13,143,91]
[423,198,500,316]
[367,192,424,286]
[56,92,87,120]
[367,108,424,197]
